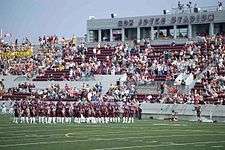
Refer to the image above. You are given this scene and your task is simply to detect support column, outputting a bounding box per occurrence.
[0,28,2,39]
[173,25,177,39]
[122,28,125,42]
[188,24,192,39]
[110,29,113,42]
[209,22,214,36]
[137,27,140,42]
[86,30,90,42]
[98,29,101,42]
[151,27,154,40]
[157,27,160,39]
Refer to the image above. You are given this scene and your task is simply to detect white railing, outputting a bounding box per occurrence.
[171,6,220,14]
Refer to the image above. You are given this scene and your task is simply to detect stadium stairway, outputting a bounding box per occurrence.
[136,84,160,95]
[186,63,214,94]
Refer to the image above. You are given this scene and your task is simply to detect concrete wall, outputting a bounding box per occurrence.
[141,103,225,117]
[87,39,189,47]
[141,103,225,122]
[87,11,225,30]
[0,74,127,93]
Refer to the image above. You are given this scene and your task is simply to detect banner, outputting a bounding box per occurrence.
[0,48,33,59]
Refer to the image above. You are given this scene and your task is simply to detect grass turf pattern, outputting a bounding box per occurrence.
[0,115,225,150]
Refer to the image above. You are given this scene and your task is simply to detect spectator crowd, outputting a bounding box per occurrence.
[0,33,225,105]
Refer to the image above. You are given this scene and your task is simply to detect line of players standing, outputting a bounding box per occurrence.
[13,100,138,124]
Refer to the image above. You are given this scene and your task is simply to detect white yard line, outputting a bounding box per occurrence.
[0,128,218,140]
[0,133,225,148]
[153,123,187,126]
[0,126,118,134]
[0,130,195,142]
[1,131,152,143]
[0,126,217,134]
[211,145,224,148]
[1,130,142,139]
[63,129,221,138]
[194,144,206,147]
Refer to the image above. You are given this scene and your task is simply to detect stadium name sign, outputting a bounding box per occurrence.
[117,13,214,27]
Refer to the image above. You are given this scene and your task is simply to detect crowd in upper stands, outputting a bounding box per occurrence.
[0,37,36,77]
[1,30,225,105]
[144,34,225,105]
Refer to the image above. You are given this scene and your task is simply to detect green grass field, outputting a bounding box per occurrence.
[1,115,225,150]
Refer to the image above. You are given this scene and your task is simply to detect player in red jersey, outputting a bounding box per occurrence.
[13,101,20,124]
[128,104,136,123]
[105,103,110,123]
[86,103,95,123]
[115,104,121,123]
[29,100,36,124]
[48,101,56,123]
[38,102,45,123]
[90,104,96,123]
[94,103,101,123]
[61,102,66,123]
[72,102,76,123]
[35,101,40,123]
[26,101,31,124]
[122,103,129,123]
[56,101,64,123]
[83,103,89,123]
[20,100,28,123]
[108,103,114,123]
[65,102,72,123]
[99,103,103,123]
[100,103,107,123]
[43,102,49,123]
[80,104,86,123]
[73,102,79,123]
[111,104,117,123]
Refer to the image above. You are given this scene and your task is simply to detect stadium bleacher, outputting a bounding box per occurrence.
[1,34,225,105]
[1,2,225,150]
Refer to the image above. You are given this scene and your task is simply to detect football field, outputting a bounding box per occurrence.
[1,115,225,150]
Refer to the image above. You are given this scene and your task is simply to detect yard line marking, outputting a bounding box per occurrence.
[194,144,205,147]
[93,141,225,150]
[0,126,117,134]
[89,133,225,142]
[153,124,171,126]
[0,128,224,140]
[63,130,168,138]
[63,130,221,138]
[1,130,145,140]
[1,130,200,142]
[1,130,146,139]
[211,145,223,148]
[2,131,156,142]
[153,123,186,126]
[65,133,72,138]
[1,128,224,141]
[0,133,225,147]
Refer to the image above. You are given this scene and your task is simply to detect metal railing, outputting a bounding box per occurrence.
[171,6,220,14]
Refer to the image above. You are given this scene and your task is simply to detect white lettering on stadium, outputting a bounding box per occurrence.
[118,13,214,27]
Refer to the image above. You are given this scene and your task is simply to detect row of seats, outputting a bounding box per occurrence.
[34,45,185,81]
